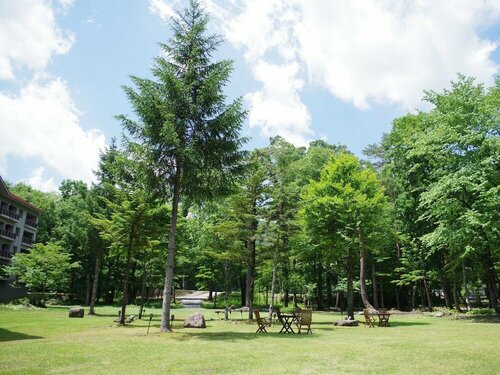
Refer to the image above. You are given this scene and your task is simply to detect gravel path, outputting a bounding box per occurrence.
[177,291,224,307]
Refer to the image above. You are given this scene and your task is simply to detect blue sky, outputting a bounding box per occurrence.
[0,0,498,192]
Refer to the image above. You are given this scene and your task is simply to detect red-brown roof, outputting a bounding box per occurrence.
[7,192,41,213]
[0,175,41,213]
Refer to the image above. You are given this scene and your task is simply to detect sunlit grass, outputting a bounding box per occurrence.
[0,306,499,374]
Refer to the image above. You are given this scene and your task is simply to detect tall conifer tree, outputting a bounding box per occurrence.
[117,0,246,331]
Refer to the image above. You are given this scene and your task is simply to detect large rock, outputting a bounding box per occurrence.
[184,313,206,328]
[434,311,451,318]
[334,319,359,327]
[69,307,84,318]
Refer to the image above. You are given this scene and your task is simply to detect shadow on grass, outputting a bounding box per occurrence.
[166,330,318,342]
[456,316,500,324]
[93,313,122,318]
[386,321,431,327]
[0,328,43,342]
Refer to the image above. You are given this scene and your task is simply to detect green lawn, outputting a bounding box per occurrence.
[0,306,499,375]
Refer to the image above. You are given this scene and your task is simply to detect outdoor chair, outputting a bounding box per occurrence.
[297,309,312,334]
[363,309,375,328]
[254,310,270,333]
[271,307,285,326]
[293,307,302,329]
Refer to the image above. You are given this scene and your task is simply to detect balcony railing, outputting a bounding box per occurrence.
[25,218,38,229]
[0,250,12,259]
[0,229,16,240]
[22,236,34,246]
[0,208,19,221]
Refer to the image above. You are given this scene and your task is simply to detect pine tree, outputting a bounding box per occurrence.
[117,0,246,331]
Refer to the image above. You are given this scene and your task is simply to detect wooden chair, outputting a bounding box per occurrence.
[293,307,302,329]
[254,310,270,333]
[271,307,284,326]
[297,309,312,334]
[363,309,375,328]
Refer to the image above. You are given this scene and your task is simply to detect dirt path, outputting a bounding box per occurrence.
[176,291,224,307]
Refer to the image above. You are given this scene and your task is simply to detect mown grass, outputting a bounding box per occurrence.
[0,305,499,374]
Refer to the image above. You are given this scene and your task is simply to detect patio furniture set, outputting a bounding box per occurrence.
[254,307,392,333]
[255,307,312,334]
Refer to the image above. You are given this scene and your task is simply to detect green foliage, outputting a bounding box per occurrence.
[4,242,80,293]
[117,0,247,201]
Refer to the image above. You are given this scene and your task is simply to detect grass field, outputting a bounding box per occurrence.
[0,305,499,374]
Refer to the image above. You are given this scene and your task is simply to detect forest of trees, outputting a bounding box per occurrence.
[4,2,499,323]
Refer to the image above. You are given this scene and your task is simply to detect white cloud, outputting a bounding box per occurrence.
[206,0,313,146]
[20,167,58,193]
[246,61,311,146]
[198,0,500,142]
[149,0,179,22]
[294,0,499,109]
[0,0,74,80]
[0,77,106,185]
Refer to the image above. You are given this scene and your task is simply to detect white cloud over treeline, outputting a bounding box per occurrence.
[152,0,500,146]
[0,0,106,191]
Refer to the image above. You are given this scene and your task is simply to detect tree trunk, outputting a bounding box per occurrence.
[483,253,499,312]
[326,271,334,308]
[395,287,400,310]
[89,246,102,315]
[452,268,462,312]
[346,265,354,319]
[245,238,255,320]
[85,274,91,306]
[138,263,147,319]
[282,259,289,307]
[358,224,374,310]
[160,164,181,332]
[269,242,278,319]
[423,278,433,312]
[224,262,229,320]
[371,260,379,310]
[120,232,134,325]
[462,261,471,311]
[379,281,384,308]
[411,284,416,309]
[441,272,452,309]
[316,262,323,310]
[239,273,246,306]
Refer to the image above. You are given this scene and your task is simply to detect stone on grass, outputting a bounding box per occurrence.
[434,311,451,318]
[184,313,206,328]
[334,319,359,327]
[69,307,84,318]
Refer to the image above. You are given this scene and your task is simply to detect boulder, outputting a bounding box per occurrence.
[434,311,451,318]
[334,319,359,327]
[183,313,206,328]
[69,307,84,318]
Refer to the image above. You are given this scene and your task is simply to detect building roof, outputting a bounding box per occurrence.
[0,176,41,213]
